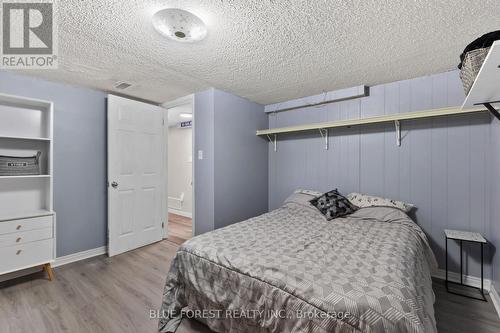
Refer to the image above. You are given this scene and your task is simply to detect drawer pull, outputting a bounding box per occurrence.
[16,225,22,230]
[16,237,22,243]
[16,250,22,255]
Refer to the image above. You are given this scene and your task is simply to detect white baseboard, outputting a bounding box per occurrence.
[168,208,192,218]
[490,283,500,319]
[53,246,107,267]
[0,246,107,283]
[432,268,491,292]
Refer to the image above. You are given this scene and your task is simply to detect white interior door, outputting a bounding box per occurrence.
[107,95,165,256]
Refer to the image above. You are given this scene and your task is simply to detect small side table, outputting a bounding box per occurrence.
[444,229,487,301]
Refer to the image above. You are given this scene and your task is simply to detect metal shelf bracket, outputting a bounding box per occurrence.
[483,102,500,120]
[395,120,401,147]
[319,128,329,150]
[267,134,277,152]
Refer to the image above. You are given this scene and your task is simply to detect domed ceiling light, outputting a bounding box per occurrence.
[152,8,207,43]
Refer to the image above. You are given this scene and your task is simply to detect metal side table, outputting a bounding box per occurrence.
[444,229,487,301]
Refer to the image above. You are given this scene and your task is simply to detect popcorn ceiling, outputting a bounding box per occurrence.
[18,0,500,104]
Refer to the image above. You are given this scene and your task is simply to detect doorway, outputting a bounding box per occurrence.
[163,96,194,244]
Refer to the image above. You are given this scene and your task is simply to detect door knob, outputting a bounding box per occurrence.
[111,181,119,188]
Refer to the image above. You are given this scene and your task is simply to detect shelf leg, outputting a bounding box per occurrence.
[445,237,448,288]
[481,243,484,298]
[460,240,463,284]
[43,263,54,281]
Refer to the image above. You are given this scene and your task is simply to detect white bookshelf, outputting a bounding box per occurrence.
[0,92,55,280]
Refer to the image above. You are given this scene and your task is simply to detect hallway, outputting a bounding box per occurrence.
[167,213,192,245]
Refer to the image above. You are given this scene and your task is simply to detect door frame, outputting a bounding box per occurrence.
[162,94,195,238]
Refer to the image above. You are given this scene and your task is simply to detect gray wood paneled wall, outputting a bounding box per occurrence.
[268,70,492,278]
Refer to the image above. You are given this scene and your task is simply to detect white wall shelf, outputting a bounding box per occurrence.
[257,105,490,151]
[462,40,500,109]
[257,105,487,136]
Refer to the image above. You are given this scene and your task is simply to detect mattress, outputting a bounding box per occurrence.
[159,196,438,333]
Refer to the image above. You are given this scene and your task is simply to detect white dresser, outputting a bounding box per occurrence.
[0,93,55,280]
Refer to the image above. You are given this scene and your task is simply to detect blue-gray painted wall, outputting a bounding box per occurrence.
[213,89,268,229]
[194,88,268,233]
[0,71,107,257]
[194,89,215,234]
[267,70,494,279]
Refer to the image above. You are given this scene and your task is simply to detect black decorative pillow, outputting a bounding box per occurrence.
[310,189,358,220]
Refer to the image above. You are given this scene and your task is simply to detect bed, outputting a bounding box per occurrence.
[159,192,438,333]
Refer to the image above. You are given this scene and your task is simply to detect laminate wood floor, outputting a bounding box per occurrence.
[167,213,192,245]
[1,239,499,333]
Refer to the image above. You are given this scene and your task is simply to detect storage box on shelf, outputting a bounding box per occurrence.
[0,92,55,281]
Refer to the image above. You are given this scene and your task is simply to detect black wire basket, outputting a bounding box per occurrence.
[0,151,42,176]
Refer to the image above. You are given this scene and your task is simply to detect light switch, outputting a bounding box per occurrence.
[198,150,203,160]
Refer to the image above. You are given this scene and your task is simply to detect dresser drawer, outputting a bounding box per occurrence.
[0,228,53,247]
[0,239,53,274]
[0,216,52,235]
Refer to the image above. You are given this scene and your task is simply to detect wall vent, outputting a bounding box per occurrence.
[114,81,132,90]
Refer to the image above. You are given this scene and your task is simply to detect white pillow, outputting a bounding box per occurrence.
[294,189,323,197]
[283,190,326,217]
[347,192,415,213]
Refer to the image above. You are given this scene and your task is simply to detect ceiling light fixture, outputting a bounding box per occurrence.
[179,113,192,118]
[152,8,207,43]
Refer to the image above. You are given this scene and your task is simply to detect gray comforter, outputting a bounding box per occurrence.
[159,195,438,333]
